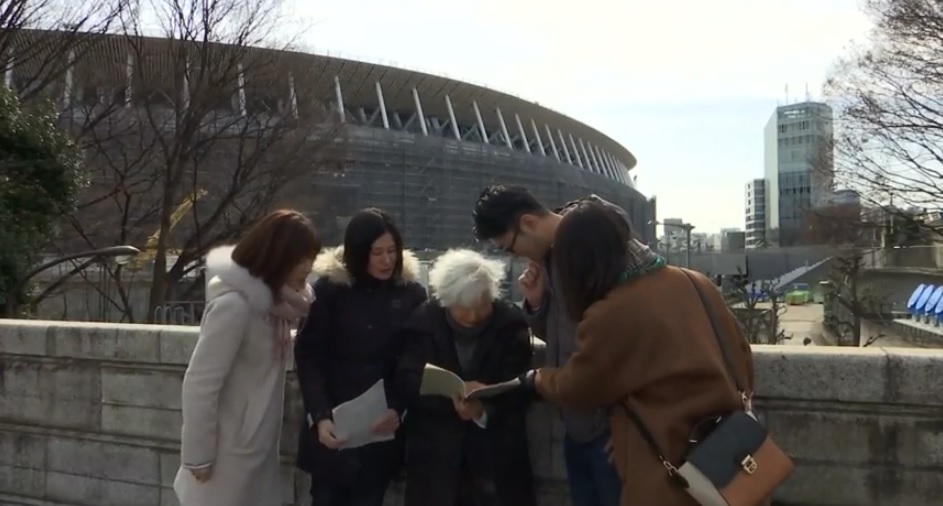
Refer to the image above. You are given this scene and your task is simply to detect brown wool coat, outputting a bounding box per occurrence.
[535,266,756,506]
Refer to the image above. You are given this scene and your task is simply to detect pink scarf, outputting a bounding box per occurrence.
[269,284,314,360]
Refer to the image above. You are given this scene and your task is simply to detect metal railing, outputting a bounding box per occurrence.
[153,301,205,325]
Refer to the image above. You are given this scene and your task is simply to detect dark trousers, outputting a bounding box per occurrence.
[310,480,389,506]
[456,468,499,506]
[563,432,622,506]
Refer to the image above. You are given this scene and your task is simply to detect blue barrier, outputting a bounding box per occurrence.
[925,286,943,320]
[908,284,928,316]
[915,285,936,316]
[929,288,943,325]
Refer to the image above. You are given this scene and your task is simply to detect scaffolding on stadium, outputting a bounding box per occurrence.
[303,126,653,251]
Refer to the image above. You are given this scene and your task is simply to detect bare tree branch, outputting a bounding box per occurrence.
[37,0,344,321]
[724,268,788,345]
[822,248,891,346]
[1,0,128,101]
[825,0,943,241]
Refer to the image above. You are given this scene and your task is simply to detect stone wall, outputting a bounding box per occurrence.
[686,245,832,278]
[860,268,943,310]
[1,321,942,505]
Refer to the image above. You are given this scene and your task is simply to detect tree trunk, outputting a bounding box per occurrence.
[768,296,781,345]
[852,314,863,347]
[146,181,176,323]
[850,271,860,347]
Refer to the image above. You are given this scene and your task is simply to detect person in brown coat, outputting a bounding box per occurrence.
[518,200,757,506]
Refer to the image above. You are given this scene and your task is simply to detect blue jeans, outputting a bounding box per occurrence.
[563,432,622,506]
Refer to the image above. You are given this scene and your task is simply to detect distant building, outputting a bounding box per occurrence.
[661,217,686,251]
[745,178,766,249]
[861,205,933,247]
[829,189,861,206]
[708,233,721,251]
[724,231,746,252]
[708,228,735,251]
[763,102,834,246]
[801,189,862,245]
[690,232,710,252]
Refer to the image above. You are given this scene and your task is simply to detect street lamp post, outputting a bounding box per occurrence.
[683,223,695,268]
[648,220,667,260]
[3,245,141,318]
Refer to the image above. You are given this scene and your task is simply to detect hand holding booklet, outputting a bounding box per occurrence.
[419,363,521,400]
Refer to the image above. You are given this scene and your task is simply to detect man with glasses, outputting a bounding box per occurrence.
[471,185,627,506]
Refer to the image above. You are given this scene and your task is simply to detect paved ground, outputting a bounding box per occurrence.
[772,303,824,346]
[754,303,937,348]
[862,320,942,348]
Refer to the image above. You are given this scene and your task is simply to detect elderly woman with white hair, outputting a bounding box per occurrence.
[394,248,537,506]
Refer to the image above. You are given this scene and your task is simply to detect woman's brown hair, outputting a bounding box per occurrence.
[552,200,631,321]
[230,209,321,298]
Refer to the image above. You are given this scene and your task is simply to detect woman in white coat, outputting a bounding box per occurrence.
[174,209,321,506]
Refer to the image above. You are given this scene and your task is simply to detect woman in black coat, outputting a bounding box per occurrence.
[396,249,537,506]
[294,209,427,506]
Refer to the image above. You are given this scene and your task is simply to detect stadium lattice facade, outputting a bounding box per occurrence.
[4,31,656,250]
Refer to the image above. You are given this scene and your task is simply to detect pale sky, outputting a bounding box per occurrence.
[289,0,873,233]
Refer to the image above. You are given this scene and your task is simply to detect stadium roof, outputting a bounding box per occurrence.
[6,29,637,172]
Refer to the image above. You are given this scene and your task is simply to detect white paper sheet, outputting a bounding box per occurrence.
[331,379,395,450]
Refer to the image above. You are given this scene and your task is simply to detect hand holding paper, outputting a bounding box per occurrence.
[331,380,395,450]
[316,419,346,449]
[371,409,400,436]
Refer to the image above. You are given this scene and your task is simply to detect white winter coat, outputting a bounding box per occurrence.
[174,246,291,506]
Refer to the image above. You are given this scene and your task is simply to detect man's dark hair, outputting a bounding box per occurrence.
[472,185,548,240]
[552,200,630,320]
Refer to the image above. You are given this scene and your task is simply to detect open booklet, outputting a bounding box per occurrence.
[419,363,522,401]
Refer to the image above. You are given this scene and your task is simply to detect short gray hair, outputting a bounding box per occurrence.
[428,249,506,308]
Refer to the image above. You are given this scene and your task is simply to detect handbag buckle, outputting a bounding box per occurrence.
[741,455,758,475]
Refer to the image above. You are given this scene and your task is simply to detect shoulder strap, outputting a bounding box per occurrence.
[617,269,750,483]
[618,399,686,482]
[679,269,746,394]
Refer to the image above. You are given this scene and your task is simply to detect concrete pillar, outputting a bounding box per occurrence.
[412,88,428,135]
[333,76,346,123]
[375,81,389,129]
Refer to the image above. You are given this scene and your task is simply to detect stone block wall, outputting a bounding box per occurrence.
[0,321,567,506]
[1,320,942,505]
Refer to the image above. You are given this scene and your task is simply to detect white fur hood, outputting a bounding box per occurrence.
[204,246,273,313]
[312,246,420,286]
